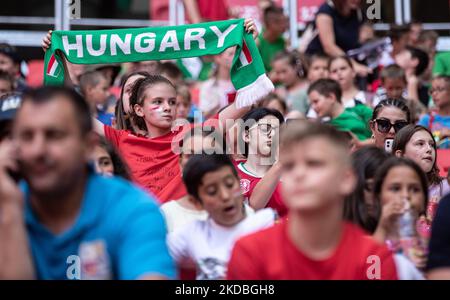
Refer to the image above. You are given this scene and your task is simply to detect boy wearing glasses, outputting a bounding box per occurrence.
[418,76,450,149]
[227,121,398,279]
[308,79,372,141]
[234,107,287,216]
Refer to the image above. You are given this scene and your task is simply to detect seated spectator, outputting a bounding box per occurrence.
[0,43,28,93]
[237,107,287,216]
[175,84,192,120]
[261,93,288,117]
[408,21,423,46]
[0,86,175,279]
[160,127,226,233]
[379,24,410,68]
[373,64,426,122]
[359,22,375,45]
[370,99,411,150]
[393,125,450,216]
[168,153,276,280]
[329,56,374,111]
[227,121,398,279]
[79,70,114,126]
[91,136,131,180]
[271,51,308,115]
[371,157,429,272]
[257,5,288,72]
[418,76,450,148]
[302,54,330,118]
[395,46,430,107]
[308,78,372,141]
[344,146,390,230]
[0,70,14,98]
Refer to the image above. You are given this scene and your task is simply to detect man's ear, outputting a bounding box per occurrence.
[326,92,337,103]
[134,103,144,117]
[394,150,404,157]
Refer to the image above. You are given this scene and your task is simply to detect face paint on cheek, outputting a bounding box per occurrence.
[149,105,164,115]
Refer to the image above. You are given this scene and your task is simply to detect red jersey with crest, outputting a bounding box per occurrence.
[233,160,287,217]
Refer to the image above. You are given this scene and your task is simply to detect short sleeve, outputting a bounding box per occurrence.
[167,225,192,263]
[375,245,398,280]
[116,193,176,280]
[432,53,448,76]
[427,195,450,270]
[316,3,335,17]
[227,238,263,280]
[418,114,430,128]
[104,125,123,148]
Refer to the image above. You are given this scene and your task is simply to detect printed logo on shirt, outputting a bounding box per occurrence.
[240,179,251,194]
[198,257,227,280]
[78,240,112,280]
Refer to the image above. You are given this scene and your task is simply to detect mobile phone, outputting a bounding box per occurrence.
[385,139,393,153]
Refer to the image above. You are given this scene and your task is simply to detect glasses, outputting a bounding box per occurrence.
[429,87,448,95]
[249,123,279,135]
[374,119,409,134]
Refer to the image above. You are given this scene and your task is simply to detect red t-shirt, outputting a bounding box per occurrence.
[197,0,229,21]
[104,117,220,203]
[227,221,398,280]
[233,160,287,217]
[104,125,187,203]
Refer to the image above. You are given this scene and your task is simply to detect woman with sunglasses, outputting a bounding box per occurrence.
[370,99,411,152]
[393,125,450,225]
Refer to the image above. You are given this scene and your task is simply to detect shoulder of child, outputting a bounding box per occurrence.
[235,208,278,239]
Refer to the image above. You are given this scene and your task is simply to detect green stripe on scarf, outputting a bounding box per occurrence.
[43,19,274,108]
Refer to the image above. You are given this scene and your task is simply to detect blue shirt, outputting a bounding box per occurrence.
[418,113,450,149]
[97,110,114,126]
[22,173,176,280]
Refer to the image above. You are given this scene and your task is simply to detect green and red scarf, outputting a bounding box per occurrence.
[43,19,273,108]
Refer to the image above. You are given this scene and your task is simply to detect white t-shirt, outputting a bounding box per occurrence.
[160,200,208,233]
[343,90,367,108]
[167,207,276,280]
[199,78,235,115]
[393,254,425,280]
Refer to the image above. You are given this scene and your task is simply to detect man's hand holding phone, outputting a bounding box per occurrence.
[0,140,24,211]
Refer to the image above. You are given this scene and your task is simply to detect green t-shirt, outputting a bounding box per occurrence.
[287,87,310,115]
[330,106,372,141]
[257,31,286,72]
[433,52,450,76]
[349,102,373,127]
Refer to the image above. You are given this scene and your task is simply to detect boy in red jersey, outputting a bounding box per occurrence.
[227,121,398,280]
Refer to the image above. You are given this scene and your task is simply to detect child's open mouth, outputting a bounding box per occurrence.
[223,205,237,215]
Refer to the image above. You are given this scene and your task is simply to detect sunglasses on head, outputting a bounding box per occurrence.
[374,119,409,134]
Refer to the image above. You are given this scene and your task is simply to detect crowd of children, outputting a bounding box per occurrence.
[1,1,450,280]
